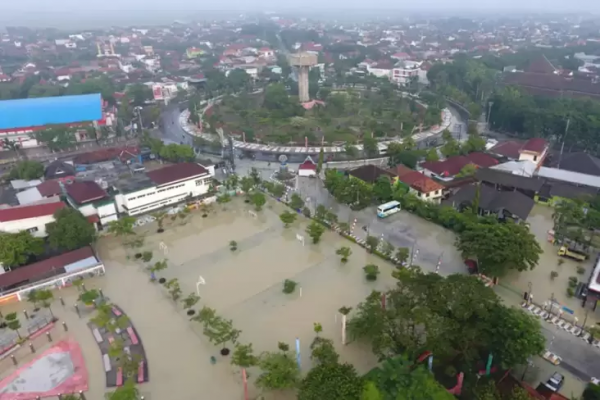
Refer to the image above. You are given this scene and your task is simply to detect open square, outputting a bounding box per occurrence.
[96,196,400,398]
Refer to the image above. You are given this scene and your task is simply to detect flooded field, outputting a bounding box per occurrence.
[95,197,399,399]
[504,205,595,322]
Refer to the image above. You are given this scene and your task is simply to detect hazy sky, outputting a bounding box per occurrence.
[3,0,600,12]
[1,0,599,29]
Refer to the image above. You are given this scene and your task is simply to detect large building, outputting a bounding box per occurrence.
[0,94,103,148]
[114,163,214,216]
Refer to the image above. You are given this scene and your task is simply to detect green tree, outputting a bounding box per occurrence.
[425,149,439,162]
[5,312,21,339]
[362,137,379,157]
[105,379,139,400]
[203,316,241,352]
[345,143,358,158]
[33,126,76,151]
[361,381,383,400]
[315,204,328,220]
[256,350,300,391]
[107,217,136,237]
[456,163,477,178]
[239,176,254,195]
[373,176,393,202]
[35,289,55,317]
[181,292,200,310]
[583,383,600,400]
[251,192,266,211]
[47,208,96,251]
[249,167,261,185]
[365,235,379,253]
[280,211,297,227]
[8,160,43,180]
[289,193,305,210]
[455,220,542,276]
[306,221,326,244]
[336,246,352,263]
[317,148,325,173]
[231,343,259,369]
[298,362,363,400]
[0,231,44,268]
[159,144,195,162]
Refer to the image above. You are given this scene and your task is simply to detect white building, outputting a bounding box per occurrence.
[64,181,118,228]
[114,163,213,216]
[0,201,67,237]
[391,61,422,86]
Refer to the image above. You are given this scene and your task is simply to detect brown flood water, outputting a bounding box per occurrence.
[92,197,398,399]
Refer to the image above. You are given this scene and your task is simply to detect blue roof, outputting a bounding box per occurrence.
[0,93,102,130]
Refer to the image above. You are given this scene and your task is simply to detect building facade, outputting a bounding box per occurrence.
[114,163,213,216]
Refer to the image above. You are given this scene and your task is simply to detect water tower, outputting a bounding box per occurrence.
[288,52,318,103]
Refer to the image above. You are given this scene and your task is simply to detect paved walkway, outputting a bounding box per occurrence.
[179,94,455,154]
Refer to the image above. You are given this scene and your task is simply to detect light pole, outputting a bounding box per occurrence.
[486,101,494,127]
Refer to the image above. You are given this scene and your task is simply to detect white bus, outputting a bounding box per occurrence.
[377,200,401,218]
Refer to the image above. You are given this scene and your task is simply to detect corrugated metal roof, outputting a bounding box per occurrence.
[537,167,600,189]
[0,94,102,130]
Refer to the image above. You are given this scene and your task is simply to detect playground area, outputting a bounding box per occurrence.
[95,196,400,399]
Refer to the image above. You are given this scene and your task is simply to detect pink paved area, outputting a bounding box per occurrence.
[0,339,88,400]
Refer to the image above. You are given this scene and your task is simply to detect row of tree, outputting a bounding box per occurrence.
[489,86,600,154]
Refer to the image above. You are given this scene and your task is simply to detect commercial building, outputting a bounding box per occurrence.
[114,163,213,216]
[0,94,102,149]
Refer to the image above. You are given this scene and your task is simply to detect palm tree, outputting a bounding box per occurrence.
[152,211,168,233]
[35,289,55,318]
[107,217,136,237]
[150,260,168,280]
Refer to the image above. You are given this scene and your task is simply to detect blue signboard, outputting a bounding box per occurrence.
[562,306,574,314]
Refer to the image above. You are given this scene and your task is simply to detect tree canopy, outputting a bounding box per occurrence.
[0,231,44,268]
[348,269,544,372]
[455,220,542,277]
[47,208,96,251]
[8,160,44,180]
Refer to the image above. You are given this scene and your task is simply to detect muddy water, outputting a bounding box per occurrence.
[503,205,595,321]
[92,197,399,399]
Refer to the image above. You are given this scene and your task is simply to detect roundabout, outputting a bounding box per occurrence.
[180,86,455,159]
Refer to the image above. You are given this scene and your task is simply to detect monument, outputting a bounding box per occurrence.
[288,52,318,103]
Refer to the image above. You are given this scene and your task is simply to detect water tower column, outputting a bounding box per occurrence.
[298,66,310,103]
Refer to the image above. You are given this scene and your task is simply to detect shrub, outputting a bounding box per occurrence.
[550,271,558,280]
[568,276,578,288]
[302,207,311,218]
[142,251,153,263]
[283,279,297,294]
[363,264,380,281]
[230,240,238,251]
[567,287,575,298]
[577,266,586,275]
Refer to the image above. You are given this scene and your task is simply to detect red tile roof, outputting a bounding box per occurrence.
[389,164,414,178]
[299,158,316,170]
[521,138,548,154]
[466,152,499,168]
[0,202,65,222]
[36,180,62,197]
[0,247,95,290]
[398,171,444,193]
[421,156,470,177]
[489,140,525,159]
[65,181,107,205]
[147,163,209,186]
[73,146,140,164]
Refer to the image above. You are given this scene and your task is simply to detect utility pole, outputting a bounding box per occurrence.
[557,117,570,169]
